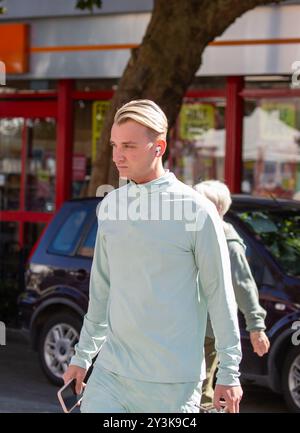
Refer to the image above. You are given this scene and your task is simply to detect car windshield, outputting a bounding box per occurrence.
[237,208,300,278]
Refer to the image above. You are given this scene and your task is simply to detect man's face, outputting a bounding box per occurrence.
[110,120,158,183]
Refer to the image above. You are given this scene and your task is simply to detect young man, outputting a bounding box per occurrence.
[63,100,243,413]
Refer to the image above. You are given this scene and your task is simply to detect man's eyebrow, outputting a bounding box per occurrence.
[110,140,137,145]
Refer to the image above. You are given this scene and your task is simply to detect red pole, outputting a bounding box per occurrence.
[56,79,74,210]
[225,76,244,193]
[18,120,28,248]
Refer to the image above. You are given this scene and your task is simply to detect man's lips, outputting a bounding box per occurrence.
[117,166,128,169]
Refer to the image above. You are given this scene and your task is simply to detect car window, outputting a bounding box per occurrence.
[77,220,97,258]
[243,213,277,234]
[49,209,88,255]
[238,210,300,278]
[230,223,273,287]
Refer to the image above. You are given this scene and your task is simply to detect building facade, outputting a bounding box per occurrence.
[1,0,300,257]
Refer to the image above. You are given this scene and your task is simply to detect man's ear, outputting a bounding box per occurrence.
[155,139,167,156]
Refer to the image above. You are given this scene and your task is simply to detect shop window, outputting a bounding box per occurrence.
[169,98,226,186]
[242,99,300,200]
[25,118,56,212]
[73,100,111,198]
[0,118,23,210]
[0,117,56,212]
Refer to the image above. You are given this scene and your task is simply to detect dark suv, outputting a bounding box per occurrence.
[18,195,300,412]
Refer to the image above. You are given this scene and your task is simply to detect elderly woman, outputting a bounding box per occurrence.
[194,180,270,408]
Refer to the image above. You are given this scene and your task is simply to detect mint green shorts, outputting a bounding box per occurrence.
[80,365,202,413]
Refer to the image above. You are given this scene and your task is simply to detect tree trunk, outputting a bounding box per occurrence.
[88,0,283,196]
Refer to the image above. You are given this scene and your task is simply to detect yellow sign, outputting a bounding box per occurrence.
[92,101,110,162]
[179,103,215,140]
[37,169,49,183]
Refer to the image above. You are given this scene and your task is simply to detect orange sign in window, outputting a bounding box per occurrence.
[0,23,29,73]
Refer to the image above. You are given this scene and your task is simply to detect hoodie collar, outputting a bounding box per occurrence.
[128,170,176,194]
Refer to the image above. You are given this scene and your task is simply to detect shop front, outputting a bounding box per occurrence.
[170,83,300,200]
[1,2,300,300]
[1,79,300,261]
[0,81,74,256]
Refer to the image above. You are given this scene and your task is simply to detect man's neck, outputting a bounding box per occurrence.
[131,167,166,184]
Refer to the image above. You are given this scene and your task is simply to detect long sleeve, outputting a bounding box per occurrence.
[194,206,242,386]
[228,240,267,332]
[70,219,110,370]
[69,173,243,383]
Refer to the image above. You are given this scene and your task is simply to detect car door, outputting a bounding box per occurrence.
[224,214,278,376]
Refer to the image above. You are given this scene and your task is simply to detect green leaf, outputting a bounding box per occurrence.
[0,0,5,15]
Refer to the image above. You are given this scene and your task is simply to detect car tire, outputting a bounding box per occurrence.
[282,346,300,413]
[38,312,82,386]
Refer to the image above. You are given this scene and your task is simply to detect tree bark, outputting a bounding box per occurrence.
[88,0,284,195]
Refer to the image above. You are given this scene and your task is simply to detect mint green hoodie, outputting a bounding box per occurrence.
[71,171,241,386]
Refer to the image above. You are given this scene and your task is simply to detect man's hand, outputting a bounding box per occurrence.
[213,384,243,413]
[250,331,270,357]
[63,365,87,395]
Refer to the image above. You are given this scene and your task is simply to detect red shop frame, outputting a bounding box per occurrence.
[0,99,57,247]
[2,76,299,252]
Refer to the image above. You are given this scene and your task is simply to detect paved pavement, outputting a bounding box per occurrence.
[0,329,289,413]
[0,329,60,413]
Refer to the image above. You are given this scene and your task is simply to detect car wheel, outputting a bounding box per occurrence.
[38,312,82,386]
[282,346,300,413]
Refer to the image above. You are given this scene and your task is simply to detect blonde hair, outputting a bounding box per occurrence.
[194,180,232,217]
[114,99,168,139]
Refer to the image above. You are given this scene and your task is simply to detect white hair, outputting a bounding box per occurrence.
[194,180,232,217]
[114,99,168,138]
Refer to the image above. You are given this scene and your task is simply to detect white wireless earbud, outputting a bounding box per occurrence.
[155,146,161,154]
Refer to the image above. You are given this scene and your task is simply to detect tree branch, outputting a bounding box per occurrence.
[88,0,285,193]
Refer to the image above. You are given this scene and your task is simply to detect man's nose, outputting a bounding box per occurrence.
[113,147,125,162]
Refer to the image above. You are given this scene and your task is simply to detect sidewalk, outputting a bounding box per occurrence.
[0,329,289,413]
[0,328,60,413]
